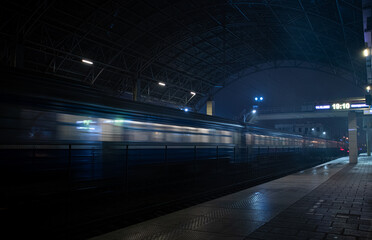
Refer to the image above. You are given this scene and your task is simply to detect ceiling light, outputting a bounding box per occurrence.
[82,59,93,65]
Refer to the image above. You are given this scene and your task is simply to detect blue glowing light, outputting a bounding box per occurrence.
[315,105,331,110]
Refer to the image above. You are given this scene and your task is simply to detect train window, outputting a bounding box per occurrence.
[246,133,252,145]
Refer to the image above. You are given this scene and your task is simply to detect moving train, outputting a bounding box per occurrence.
[7,106,341,149]
[0,68,346,238]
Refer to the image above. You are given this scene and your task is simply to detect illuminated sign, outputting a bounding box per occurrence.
[332,103,350,110]
[316,102,369,111]
[350,103,369,108]
[315,105,330,110]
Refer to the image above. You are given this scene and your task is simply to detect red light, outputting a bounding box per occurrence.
[347,150,349,153]
[340,148,344,151]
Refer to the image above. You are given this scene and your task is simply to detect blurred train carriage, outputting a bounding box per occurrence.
[0,68,347,238]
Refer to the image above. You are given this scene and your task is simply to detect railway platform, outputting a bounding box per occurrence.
[90,155,372,240]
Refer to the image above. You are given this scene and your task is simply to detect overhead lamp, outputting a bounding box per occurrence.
[363,48,370,57]
[190,91,196,95]
[82,59,93,65]
[158,82,166,86]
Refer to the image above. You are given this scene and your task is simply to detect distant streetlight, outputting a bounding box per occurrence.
[158,82,166,86]
[190,91,196,95]
[312,128,315,131]
[367,86,371,92]
[363,48,370,57]
[184,108,189,112]
[254,96,264,102]
[323,131,326,135]
[252,109,257,114]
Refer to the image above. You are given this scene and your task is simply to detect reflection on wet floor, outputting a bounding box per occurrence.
[90,157,350,240]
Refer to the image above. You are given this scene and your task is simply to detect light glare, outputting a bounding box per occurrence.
[363,48,370,57]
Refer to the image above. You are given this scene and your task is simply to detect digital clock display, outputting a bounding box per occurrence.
[332,103,350,110]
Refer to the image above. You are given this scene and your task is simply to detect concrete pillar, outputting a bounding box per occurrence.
[348,111,358,164]
[206,100,215,116]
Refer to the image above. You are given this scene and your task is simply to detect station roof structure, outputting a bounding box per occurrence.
[0,0,366,110]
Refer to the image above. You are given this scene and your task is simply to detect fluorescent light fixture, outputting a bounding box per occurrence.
[315,105,330,110]
[190,91,196,95]
[158,82,166,86]
[82,59,93,65]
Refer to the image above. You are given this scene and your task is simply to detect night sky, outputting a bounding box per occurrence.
[212,68,365,119]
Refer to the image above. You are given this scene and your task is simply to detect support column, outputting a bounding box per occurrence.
[367,128,371,156]
[363,0,372,84]
[132,73,141,102]
[348,111,358,164]
[365,117,372,156]
[13,42,24,68]
[206,100,215,116]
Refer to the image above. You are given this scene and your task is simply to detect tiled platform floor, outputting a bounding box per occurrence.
[246,155,372,240]
[90,155,372,240]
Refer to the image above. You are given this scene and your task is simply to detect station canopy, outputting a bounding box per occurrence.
[0,0,365,110]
